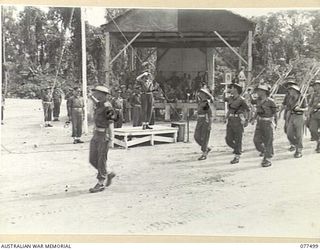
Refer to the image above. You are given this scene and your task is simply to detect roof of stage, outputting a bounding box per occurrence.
[102,9,256,48]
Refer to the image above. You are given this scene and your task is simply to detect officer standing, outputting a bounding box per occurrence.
[136,71,154,130]
[41,87,53,127]
[67,87,84,144]
[286,84,308,158]
[88,85,116,193]
[253,84,277,167]
[308,80,320,153]
[52,87,63,121]
[65,87,73,125]
[112,88,124,129]
[131,85,142,127]
[225,82,249,164]
[194,87,214,161]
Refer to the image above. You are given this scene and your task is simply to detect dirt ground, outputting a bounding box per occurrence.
[0,98,319,238]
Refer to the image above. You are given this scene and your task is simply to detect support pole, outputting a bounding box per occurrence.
[247,30,253,85]
[110,32,141,65]
[105,32,110,87]
[186,93,190,143]
[212,53,215,93]
[238,46,242,70]
[214,31,248,65]
[81,7,88,134]
[207,48,214,91]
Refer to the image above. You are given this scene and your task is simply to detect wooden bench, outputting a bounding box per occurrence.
[112,125,178,149]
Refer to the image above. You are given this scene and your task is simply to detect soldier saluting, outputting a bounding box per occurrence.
[252,84,277,167]
[194,86,214,161]
[225,81,249,164]
[136,62,154,130]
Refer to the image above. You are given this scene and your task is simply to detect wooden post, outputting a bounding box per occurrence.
[105,32,111,87]
[247,30,253,85]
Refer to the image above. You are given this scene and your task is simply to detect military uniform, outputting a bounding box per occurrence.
[52,88,63,121]
[121,87,132,123]
[41,88,53,127]
[130,90,142,127]
[308,84,320,153]
[281,78,298,151]
[194,88,214,160]
[112,94,124,129]
[253,85,277,167]
[225,94,249,164]
[286,85,307,158]
[68,93,84,143]
[137,72,154,129]
[89,86,116,193]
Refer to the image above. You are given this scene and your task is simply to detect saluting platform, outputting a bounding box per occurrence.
[113,125,179,149]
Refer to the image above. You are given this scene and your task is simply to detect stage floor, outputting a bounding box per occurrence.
[113,125,179,149]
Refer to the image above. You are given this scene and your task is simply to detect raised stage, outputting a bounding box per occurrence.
[112,125,179,149]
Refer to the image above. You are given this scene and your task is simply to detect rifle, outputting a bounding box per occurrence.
[270,64,293,97]
[241,68,265,97]
[297,63,320,107]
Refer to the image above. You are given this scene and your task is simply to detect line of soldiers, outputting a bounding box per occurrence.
[194,77,320,167]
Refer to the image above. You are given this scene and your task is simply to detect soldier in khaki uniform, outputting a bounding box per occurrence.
[194,88,214,160]
[286,85,308,158]
[136,71,154,130]
[252,84,277,167]
[88,86,116,193]
[52,87,63,121]
[112,89,124,129]
[67,87,84,144]
[131,85,142,127]
[278,77,298,151]
[308,80,320,153]
[41,87,53,127]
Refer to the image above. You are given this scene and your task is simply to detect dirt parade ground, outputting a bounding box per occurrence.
[0,98,319,238]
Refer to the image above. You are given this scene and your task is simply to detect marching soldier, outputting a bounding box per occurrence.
[278,77,298,151]
[67,87,84,144]
[41,87,53,127]
[194,87,214,160]
[112,88,124,129]
[252,84,277,167]
[225,82,249,164]
[52,87,63,121]
[286,85,308,158]
[88,85,116,193]
[308,80,320,153]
